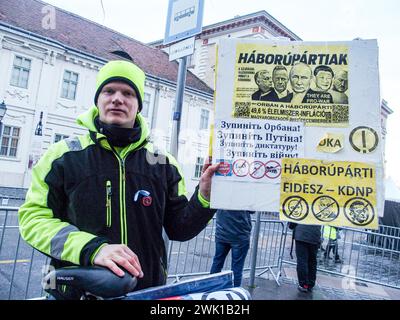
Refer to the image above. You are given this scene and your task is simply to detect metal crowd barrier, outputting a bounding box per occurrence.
[0,207,48,300]
[282,225,400,289]
[166,215,287,285]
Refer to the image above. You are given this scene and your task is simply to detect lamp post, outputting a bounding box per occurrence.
[34,111,43,136]
[0,100,7,138]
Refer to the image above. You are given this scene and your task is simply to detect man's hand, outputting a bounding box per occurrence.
[93,244,144,278]
[199,157,220,201]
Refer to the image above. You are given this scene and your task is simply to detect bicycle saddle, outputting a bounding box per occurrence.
[43,266,137,299]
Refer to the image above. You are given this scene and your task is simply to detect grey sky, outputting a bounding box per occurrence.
[41,0,400,185]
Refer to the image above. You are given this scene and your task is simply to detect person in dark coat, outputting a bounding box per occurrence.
[288,222,321,293]
[251,70,279,101]
[210,210,255,287]
[271,66,292,102]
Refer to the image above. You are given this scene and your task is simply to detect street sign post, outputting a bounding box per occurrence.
[169,36,195,62]
[163,0,205,260]
[164,0,204,158]
[164,0,204,45]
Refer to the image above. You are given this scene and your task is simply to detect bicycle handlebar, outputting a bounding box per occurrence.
[43,266,137,299]
[42,268,252,300]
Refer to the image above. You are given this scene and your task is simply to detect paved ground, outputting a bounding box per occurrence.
[242,266,400,300]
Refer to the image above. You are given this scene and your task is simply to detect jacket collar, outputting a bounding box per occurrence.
[77,106,149,153]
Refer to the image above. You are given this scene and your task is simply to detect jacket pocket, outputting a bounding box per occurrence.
[106,180,112,227]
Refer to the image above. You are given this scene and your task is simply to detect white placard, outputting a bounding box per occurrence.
[213,118,304,183]
[164,0,204,45]
[211,38,383,228]
[169,37,195,61]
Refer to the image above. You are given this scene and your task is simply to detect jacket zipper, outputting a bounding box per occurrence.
[112,151,128,245]
[106,180,112,227]
[106,141,143,245]
[120,158,127,245]
[98,136,138,246]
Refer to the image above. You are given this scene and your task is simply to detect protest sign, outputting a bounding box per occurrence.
[211,38,383,229]
[280,158,377,229]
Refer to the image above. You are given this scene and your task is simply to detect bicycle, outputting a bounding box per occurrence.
[42,266,251,300]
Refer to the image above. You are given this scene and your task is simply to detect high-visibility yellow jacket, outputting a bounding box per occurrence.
[323,225,337,240]
[18,106,213,291]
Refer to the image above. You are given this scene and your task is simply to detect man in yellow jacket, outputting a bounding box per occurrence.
[18,60,219,298]
[323,225,342,263]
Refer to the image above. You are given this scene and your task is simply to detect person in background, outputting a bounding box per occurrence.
[210,209,255,287]
[313,65,334,103]
[271,66,291,102]
[286,62,314,104]
[288,222,321,293]
[329,70,348,104]
[323,225,342,263]
[251,70,279,101]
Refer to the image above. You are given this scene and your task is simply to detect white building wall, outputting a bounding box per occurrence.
[0,35,45,187]
[0,29,105,188]
[146,83,213,197]
[0,28,213,195]
[190,27,275,89]
[178,94,212,196]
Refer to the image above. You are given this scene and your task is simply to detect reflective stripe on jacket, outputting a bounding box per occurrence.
[18,106,215,291]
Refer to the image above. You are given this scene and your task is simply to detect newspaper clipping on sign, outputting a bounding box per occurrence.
[211,38,383,229]
[232,43,349,126]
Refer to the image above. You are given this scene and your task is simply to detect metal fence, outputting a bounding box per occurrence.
[166,216,286,284]
[282,225,400,290]
[1,206,400,300]
[167,215,400,290]
[0,207,48,300]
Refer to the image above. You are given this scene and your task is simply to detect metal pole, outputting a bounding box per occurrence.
[164,56,188,265]
[248,211,261,288]
[170,55,187,158]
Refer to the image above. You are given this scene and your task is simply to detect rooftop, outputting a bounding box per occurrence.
[0,0,213,96]
[149,10,301,48]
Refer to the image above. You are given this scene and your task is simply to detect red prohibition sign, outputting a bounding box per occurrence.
[250,161,266,179]
[232,159,249,177]
[265,160,282,179]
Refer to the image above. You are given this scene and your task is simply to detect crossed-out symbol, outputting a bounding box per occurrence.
[282,196,309,221]
[312,196,339,222]
[249,161,266,179]
[265,160,281,179]
[232,159,249,177]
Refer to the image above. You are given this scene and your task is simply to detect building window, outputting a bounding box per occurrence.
[54,133,69,143]
[0,125,20,157]
[142,92,151,117]
[61,70,79,100]
[10,56,31,88]
[194,156,204,178]
[200,109,209,130]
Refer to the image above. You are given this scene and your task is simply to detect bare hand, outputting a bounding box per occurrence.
[199,157,220,201]
[93,244,144,278]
